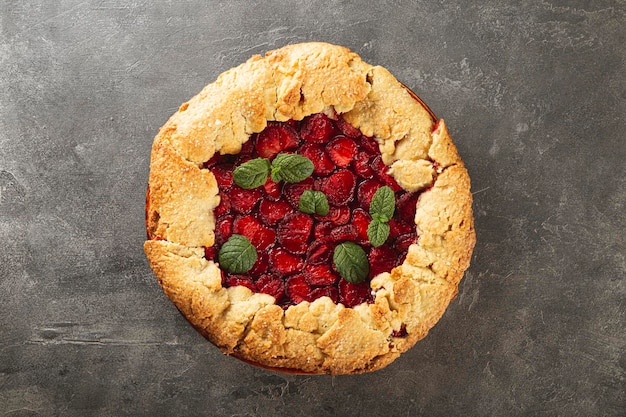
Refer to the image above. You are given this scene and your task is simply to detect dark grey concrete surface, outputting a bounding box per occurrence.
[1,0,624,416]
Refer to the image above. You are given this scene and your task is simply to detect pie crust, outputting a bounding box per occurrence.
[144,42,476,374]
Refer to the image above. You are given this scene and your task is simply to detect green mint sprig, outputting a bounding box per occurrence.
[231,153,313,189]
[299,190,329,216]
[218,234,257,274]
[270,153,314,183]
[232,158,271,189]
[367,186,395,247]
[333,242,369,284]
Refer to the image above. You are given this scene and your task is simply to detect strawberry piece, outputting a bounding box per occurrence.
[335,115,361,138]
[326,136,357,168]
[259,199,293,227]
[278,212,313,254]
[225,275,256,292]
[239,139,255,156]
[204,246,216,260]
[388,217,414,237]
[304,263,337,286]
[230,185,262,214]
[352,208,371,243]
[313,221,334,241]
[353,151,374,179]
[300,113,336,144]
[215,215,234,245]
[214,193,231,217]
[212,164,233,190]
[372,156,402,192]
[360,135,379,154]
[369,246,399,278]
[270,248,304,276]
[316,205,350,225]
[391,324,408,338]
[357,178,384,211]
[306,240,334,265]
[329,224,358,243]
[204,153,235,169]
[396,192,419,224]
[319,170,356,206]
[248,252,269,277]
[283,177,314,208]
[298,143,335,176]
[256,273,284,302]
[394,233,416,254]
[309,286,339,304]
[285,274,312,304]
[233,215,276,251]
[338,280,372,308]
[262,177,282,201]
[255,122,300,159]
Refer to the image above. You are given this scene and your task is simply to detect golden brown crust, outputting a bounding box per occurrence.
[144,42,475,375]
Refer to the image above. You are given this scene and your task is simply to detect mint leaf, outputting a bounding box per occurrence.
[271,153,314,183]
[369,186,395,222]
[232,158,271,189]
[299,190,329,216]
[367,218,390,247]
[218,234,257,274]
[333,242,369,284]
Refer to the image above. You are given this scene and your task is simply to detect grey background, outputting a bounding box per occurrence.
[1,0,624,416]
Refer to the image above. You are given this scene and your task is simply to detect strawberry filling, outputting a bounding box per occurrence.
[204,113,420,308]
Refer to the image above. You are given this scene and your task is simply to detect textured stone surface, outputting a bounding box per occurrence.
[1,1,624,416]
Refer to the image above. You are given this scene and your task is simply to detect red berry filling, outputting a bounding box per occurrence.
[204,113,421,308]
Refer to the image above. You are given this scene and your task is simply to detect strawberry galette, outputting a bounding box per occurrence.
[144,42,475,374]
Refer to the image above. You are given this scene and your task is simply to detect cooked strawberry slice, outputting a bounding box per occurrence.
[329,224,358,243]
[304,263,337,286]
[369,246,399,278]
[309,286,339,304]
[214,193,231,217]
[230,185,262,214]
[256,273,284,302]
[388,217,414,236]
[335,115,361,138]
[316,205,350,225]
[356,178,383,211]
[255,122,300,159]
[262,177,282,201]
[248,252,269,277]
[352,208,371,243]
[360,135,379,154]
[285,274,312,304]
[338,280,372,308]
[239,139,255,156]
[353,151,374,179]
[393,233,416,254]
[306,240,334,265]
[313,221,334,241]
[259,199,293,227]
[283,177,314,208]
[225,275,256,292]
[278,212,313,254]
[215,215,233,245]
[212,164,233,190]
[396,192,419,224]
[319,170,356,206]
[300,113,336,143]
[372,155,402,192]
[327,136,357,168]
[233,215,276,250]
[269,248,304,276]
[204,246,216,260]
[298,143,334,176]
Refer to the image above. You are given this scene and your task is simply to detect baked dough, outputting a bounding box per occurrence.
[144,42,475,374]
